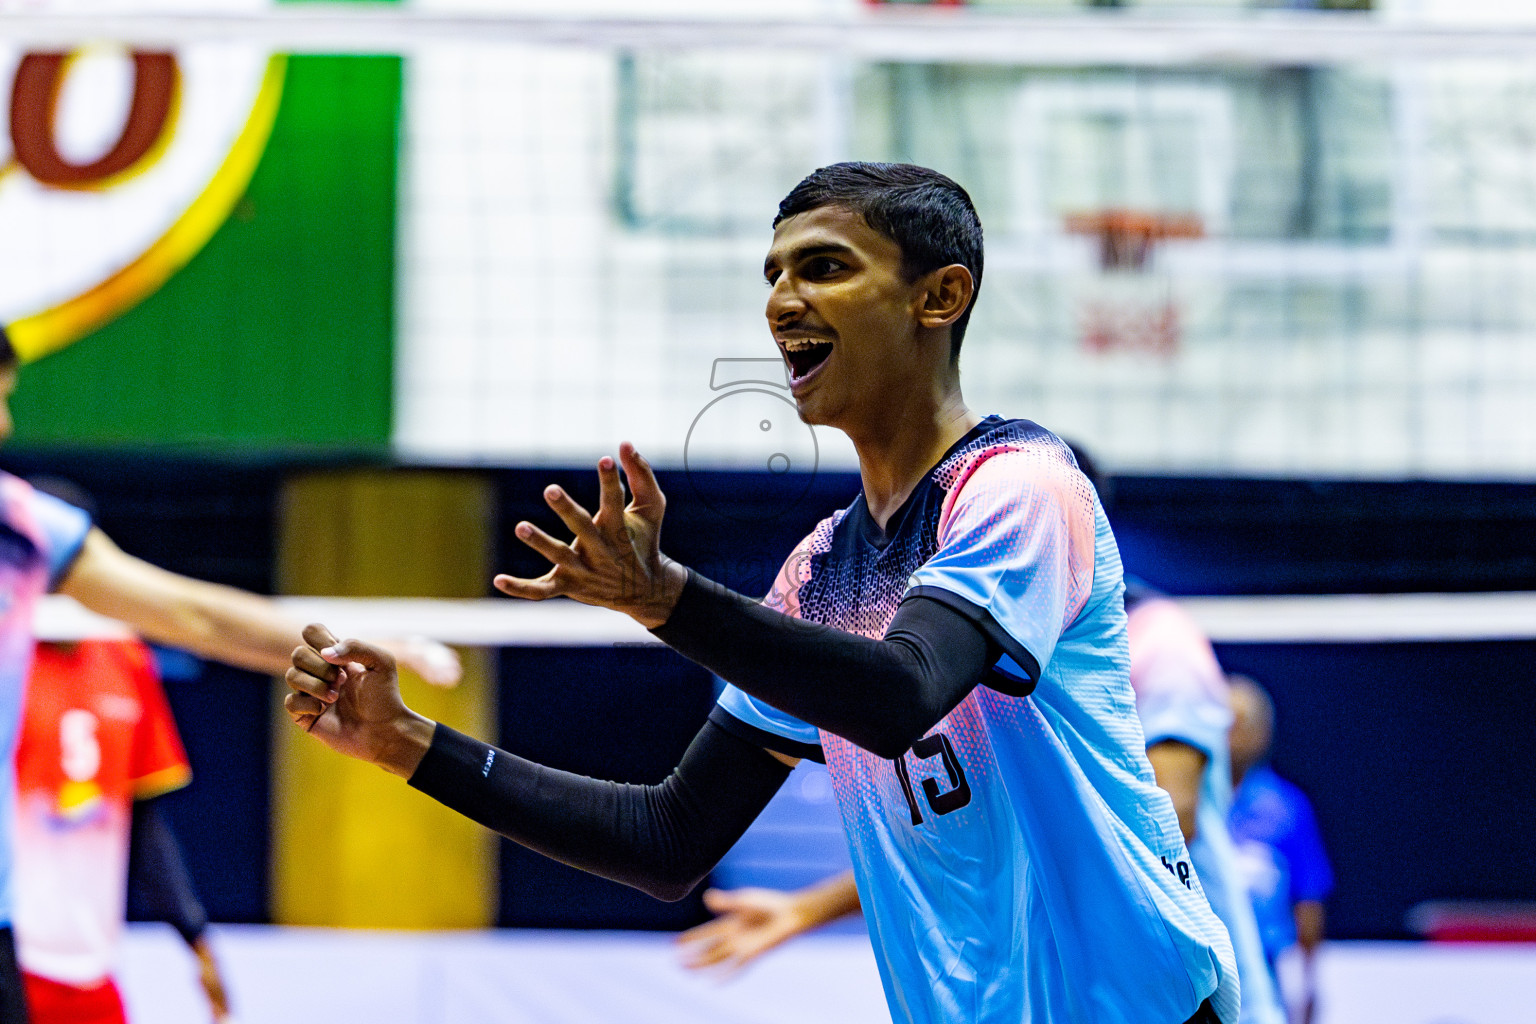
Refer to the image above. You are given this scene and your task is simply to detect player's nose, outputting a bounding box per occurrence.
[765,276,807,329]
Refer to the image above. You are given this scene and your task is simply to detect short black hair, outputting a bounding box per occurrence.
[774,162,984,359]
[0,325,16,370]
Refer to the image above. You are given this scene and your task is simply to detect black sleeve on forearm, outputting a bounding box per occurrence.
[650,573,1010,760]
[407,719,790,903]
[127,801,209,947]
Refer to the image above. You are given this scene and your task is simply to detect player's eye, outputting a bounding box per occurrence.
[805,257,845,278]
[764,268,781,286]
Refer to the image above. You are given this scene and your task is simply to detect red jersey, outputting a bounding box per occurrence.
[13,640,191,987]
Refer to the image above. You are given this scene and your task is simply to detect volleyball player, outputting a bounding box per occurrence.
[125,801,231,1022]
[1228,675,1333,1024]
[15,636,228,1024]
[0,338,458,1023]
[679,594,1286,1024]
[286,163,1239,1024]
[1123,589,1285,1024]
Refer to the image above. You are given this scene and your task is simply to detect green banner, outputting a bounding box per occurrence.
[13,54,399,452]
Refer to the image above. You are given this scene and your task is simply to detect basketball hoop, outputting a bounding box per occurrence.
[1065,209,1203,357]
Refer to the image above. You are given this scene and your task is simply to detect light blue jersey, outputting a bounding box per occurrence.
[715,419,1238,1024]
[0,473,93,925]
[1128,596,1285,1024]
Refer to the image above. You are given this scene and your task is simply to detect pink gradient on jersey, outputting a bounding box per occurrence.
[1126,598,1227,705]
[761,512,845,617]
[937,443,1097,632]
[790,433,1097,831]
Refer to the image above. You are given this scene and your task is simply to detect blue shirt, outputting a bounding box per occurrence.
[0,473,93,925]
[716,419,1238,1024]
[1229,765,1334,964]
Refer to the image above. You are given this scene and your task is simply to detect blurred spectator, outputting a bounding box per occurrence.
[1228,675,1334,1024]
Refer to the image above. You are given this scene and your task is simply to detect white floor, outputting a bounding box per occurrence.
[117,926,1536,1024]
[119,925,890,1024]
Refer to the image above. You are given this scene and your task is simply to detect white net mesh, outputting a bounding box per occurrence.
[12,2,1536,477]
[399,37,1536,478]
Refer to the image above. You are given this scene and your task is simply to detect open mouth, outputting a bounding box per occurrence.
[782,338,834,381]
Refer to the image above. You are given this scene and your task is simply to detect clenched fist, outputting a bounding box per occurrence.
[285,622,436,777]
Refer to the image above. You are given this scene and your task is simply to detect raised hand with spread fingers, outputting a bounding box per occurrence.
[492,443,688,629]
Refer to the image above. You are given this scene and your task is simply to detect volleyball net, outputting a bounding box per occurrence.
[10,0,1535,642]
[36,590,1536,645]
[5,1,1536,480]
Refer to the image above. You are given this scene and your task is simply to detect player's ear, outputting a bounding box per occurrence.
[914,265,973,330]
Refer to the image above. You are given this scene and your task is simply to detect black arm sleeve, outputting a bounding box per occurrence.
[407,719,791,903]
[651,574,1005,760]
[127,801,209,947]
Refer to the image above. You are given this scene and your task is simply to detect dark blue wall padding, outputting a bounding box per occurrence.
[6,451,1533,936]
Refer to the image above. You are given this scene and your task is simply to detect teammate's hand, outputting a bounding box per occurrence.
[284,623,436,777]
[677,887,813,973]
[381,635,462,688]
[494,442,687,629]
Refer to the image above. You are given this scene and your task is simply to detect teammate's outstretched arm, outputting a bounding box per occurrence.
[496,445,1006,760]
[58,527,460,685]
[679,870,862,973]
[285,624,793,901]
